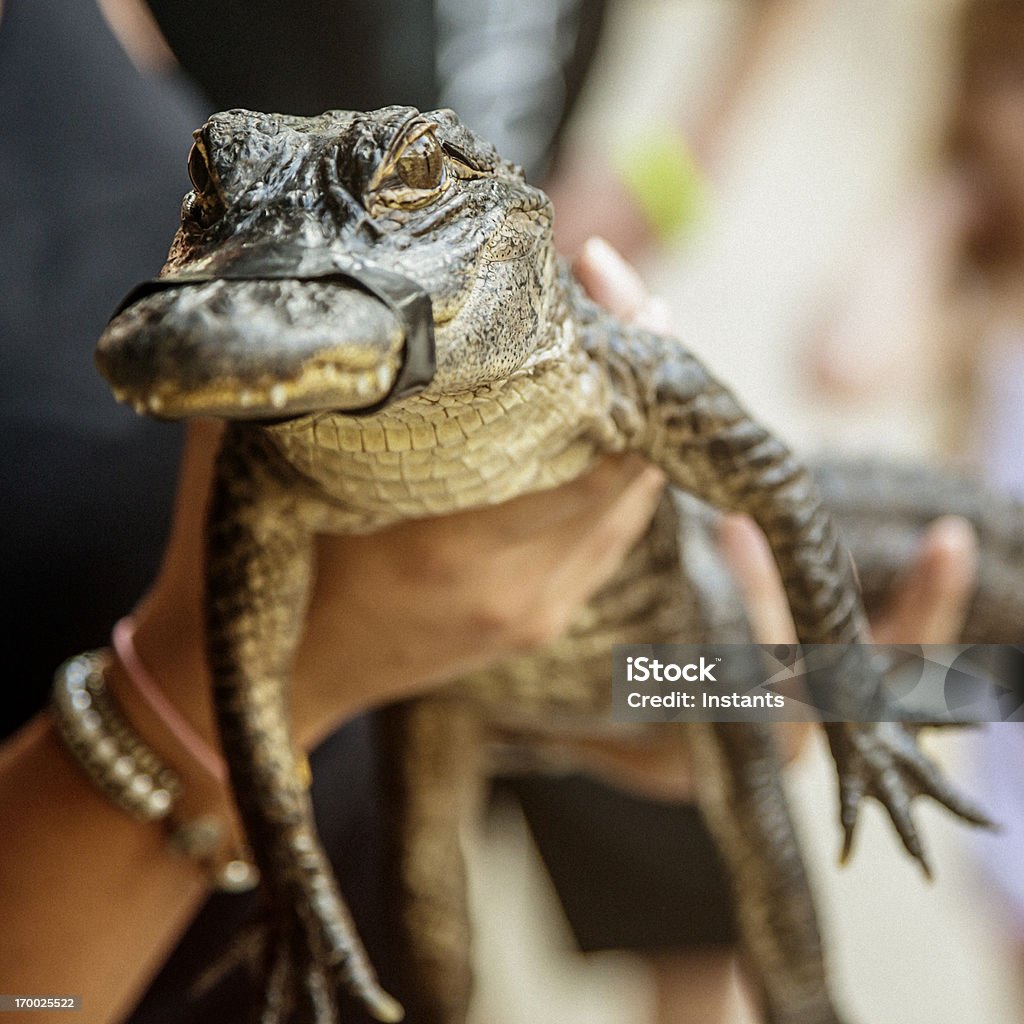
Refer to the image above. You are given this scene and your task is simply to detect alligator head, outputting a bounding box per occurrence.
[97,106,557,419]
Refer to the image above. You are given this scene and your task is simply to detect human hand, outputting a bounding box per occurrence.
[297,452,666,740]
[574,235,672,331]
[719,512,978,646]
[865,515,978,644]
[719,512,978,766]
[554,511,979,802]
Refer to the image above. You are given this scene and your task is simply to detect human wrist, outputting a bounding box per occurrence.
[2,714,214,1023]
[55,641,257,892]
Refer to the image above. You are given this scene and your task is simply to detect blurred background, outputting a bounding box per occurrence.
[5,0,1024,1021]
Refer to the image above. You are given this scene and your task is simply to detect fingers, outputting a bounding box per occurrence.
[575,237,672,332]
[538,457,667,621]
[542,735,696,801]
[871,515,978,645]
[464,453,665,545]
[717,514,797,645]
[717,511,978,648]
[717,516,812,763]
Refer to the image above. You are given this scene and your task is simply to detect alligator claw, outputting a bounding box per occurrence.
[291,918,403,1024]
[826,720,993,875]
[253,916,345,1024]
[217,903,403,1024]
[257,928,293,1024]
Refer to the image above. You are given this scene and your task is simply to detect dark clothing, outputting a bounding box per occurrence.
[145,0,437,118]
[0,0,204,732]
[144,0,607,182]
[512,775,737,951]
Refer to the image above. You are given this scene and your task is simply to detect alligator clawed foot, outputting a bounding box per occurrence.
[329,955,404,1024]
[824,720,993,876]
[250,896,404,1024]
[254,913,332,1024]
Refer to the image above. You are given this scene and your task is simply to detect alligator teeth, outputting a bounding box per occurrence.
[269,384,288,409]
[239,390,256,407]
[147,394,164,413]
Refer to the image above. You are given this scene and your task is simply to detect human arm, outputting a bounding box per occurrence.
[0,454,665,1022]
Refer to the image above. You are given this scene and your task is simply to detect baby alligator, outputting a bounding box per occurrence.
[97,106,1001,1024]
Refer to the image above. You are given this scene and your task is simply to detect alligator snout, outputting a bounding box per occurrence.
[97,276,408,419]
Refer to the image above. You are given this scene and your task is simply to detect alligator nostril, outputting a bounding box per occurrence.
[355,213,383,240]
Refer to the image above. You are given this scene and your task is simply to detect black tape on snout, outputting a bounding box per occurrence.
[107,258,436,411]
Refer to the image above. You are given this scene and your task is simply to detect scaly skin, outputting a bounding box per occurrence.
[97,107,999,1024]
[204,427,400,1022]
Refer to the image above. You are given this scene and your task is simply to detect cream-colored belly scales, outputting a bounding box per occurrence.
[268,346,623,532]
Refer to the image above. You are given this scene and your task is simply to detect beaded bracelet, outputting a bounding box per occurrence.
[51,651,258,893]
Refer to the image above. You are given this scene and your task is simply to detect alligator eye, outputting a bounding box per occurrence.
[188,142,213,195]
[395,132,445,190]
[367,124,450,212]
[184,142,225,229]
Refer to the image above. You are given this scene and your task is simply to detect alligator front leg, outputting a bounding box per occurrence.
[205,424,402,1024]
[690,721,846,1024]
[608,326,986,868]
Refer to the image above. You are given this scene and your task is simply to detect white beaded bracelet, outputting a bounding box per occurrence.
[51,651,258,893]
